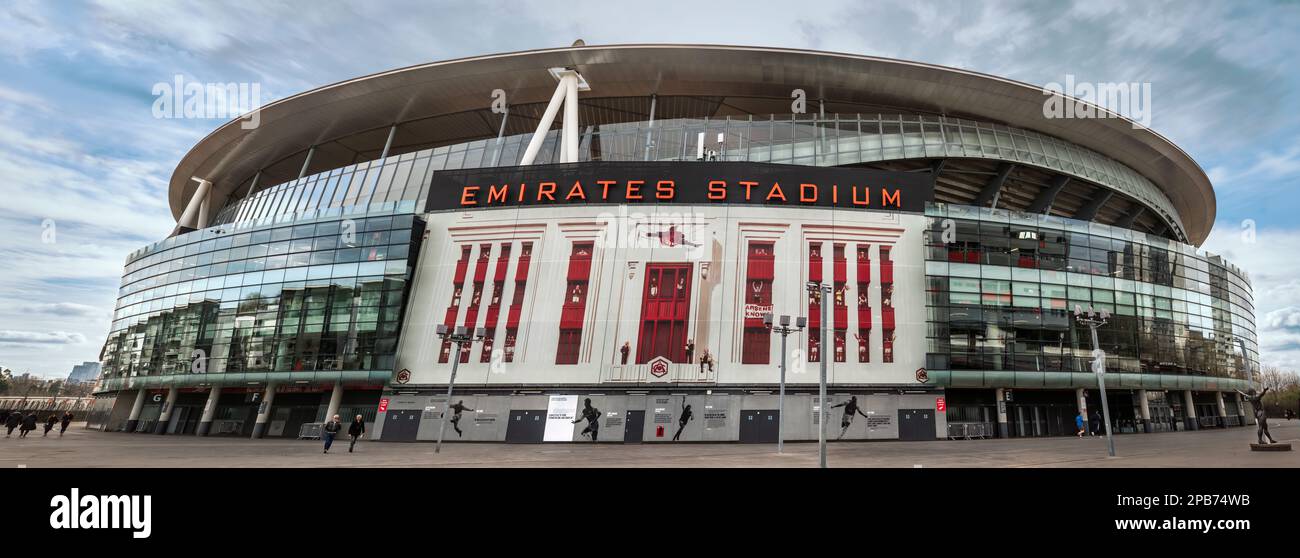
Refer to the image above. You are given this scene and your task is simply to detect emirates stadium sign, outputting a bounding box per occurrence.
[428,161,933,213]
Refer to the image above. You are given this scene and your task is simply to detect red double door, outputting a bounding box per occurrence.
[636,263,692,364]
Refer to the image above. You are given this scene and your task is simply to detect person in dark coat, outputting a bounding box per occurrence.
[1090,410,1103,436]
[347,415,365,453]
[60,412,73,436]
[20,412,38,438]
[42,414,57,437]
[322,414,342,454]
[4,411,20,437]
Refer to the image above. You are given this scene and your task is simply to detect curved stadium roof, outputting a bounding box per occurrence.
[168,44,1216,245]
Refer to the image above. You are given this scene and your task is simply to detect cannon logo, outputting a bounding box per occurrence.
[49,488,151,539]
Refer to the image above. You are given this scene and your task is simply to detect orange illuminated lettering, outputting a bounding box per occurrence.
[565,181,586,200]
[766,182,786,202]
[707,180,726,200]
[598,180,616,199]
[852,186,870,206]
[461,186,479,206]
[799,183,817,203]
[655,180,675,200]
[538,182,556,201]
[881,188,901,207]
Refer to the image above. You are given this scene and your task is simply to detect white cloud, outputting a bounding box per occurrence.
[16,302,106,317]
[0,330,87,345]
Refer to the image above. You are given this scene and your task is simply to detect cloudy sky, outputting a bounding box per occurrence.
[1,0,1298,377]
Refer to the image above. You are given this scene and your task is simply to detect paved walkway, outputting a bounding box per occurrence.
[3,420,1298,468]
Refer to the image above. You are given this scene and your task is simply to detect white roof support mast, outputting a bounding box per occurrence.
[519,66,590,165]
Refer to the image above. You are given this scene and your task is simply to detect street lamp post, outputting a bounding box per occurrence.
[807,281,832,469]
[433,324,486,454]
[763,313,806,453]
[1074,305,1116,457]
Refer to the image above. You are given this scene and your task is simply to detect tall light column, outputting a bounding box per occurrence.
[1074,305,1115,457]
[764,313,806,454]
[808,282,832,468]
[433,325,486,454]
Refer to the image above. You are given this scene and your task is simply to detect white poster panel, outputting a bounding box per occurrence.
[544,394,580,441]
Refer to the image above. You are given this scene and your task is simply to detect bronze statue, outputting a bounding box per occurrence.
[1236,388,1276,445]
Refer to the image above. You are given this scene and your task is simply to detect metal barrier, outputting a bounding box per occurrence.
[947,422,991,440]
[298,422,323,440]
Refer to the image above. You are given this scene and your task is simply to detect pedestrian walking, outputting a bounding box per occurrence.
[1075,412,1085,438]
[348,414,365,453]
[322,414,342,454]
[4,411,20,438]
[20,412,37,438]
[1090,410,1102,437]
[42,414,57,437]
[60,412,73,436]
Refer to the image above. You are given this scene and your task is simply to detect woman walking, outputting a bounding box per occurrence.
[42,414,57,437]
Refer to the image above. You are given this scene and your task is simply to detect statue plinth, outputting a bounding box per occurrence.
[1250,442,1292,452]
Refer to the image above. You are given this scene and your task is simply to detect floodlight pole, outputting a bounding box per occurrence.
[808,282,831,469]
[765,314,806,454]
[1075,307,1116,457]
[434,325,485,454]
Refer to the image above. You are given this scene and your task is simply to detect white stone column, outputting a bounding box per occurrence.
[177,177,212,230]
[1183,390,1198,431]
[123,389,147,433]
[324,382,345,422]
[1137,389,1152,433]
[250,382,277,439]
[563,73,580,162]
[195,386,222,436]
[153,387,179,434]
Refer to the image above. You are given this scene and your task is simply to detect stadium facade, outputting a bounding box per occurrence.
[89,44,1258,443]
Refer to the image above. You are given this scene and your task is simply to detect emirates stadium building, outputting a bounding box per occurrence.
[89,44,1259,443]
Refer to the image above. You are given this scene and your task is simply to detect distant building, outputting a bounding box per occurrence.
[67,362,101,384]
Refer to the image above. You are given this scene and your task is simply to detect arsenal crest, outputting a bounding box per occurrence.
[648,356,671,378]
